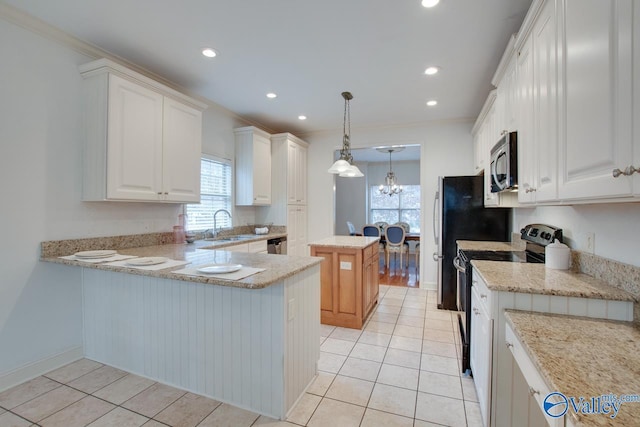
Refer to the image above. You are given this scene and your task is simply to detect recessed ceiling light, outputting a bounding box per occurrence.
[266,92,277,99]
[426,100,438,106]
[298,115,307,120]
[201,48,217,58]
[424,66,440,75]
[422,0,440,7]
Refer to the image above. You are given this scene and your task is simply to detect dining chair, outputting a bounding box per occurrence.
[374,221,388,231]
[384,224,409,272]
[395,221,410,233]
[362,224,386,267]
[346,221,357,236]
[415,242,420,274]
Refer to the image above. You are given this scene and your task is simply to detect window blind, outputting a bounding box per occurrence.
[186,156,232,231]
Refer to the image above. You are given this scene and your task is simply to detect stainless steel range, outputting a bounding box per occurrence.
[454,223,563,374]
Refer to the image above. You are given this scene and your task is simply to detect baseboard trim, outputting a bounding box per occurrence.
[0,346,83,392]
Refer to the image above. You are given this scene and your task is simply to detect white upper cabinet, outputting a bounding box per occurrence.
[472,91,500,206]
[286,139,308,205]
[515,0,558,203]
[162,97,203,202]
[234,126,272,206]
[79,59,205,203]
[635,3,640,197]
[558,0,634,201]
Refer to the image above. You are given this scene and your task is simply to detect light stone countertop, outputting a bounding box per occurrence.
[471,260,635,301]
[457,240,523,252]
[41,240,322,290]
[505,310,640,427]
[308,236,380,249]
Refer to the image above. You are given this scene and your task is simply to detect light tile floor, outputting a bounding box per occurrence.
[0,286,480,427]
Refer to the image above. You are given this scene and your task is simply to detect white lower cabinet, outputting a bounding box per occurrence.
[470,268,633,427]
[506,323,563,427]
[470,285,493,427]
[286,205,307,256]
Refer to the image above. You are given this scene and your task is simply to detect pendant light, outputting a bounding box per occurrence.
[328,92,363,177]
[377,147,404,196]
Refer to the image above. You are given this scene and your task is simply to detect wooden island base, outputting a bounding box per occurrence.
[309,236,380,329]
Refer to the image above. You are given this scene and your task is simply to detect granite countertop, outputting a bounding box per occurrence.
[471,260,635,301]
[41,239,322,290]
[505,310,640,427]
[457,240,524,252]
[308,236,380,249]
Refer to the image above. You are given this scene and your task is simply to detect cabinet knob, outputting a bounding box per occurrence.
[529,387,540,396]
[472,280,477,285]
[480,294,487,300]
[157,192,162,195]
[473,308,480,315]
[164,192,168,195]
[505,342,513,349]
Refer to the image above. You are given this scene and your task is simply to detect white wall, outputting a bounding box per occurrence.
[514,203,640,268]
[0,16,252,385]
[305,121,475,287]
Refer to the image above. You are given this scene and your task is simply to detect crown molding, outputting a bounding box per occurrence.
[471,90,497,135]
[0,2,274,132]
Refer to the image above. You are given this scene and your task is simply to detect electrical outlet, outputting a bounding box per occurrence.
[585,232,595,254]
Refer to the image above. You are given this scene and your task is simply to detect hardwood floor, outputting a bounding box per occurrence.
[378,252,420,287]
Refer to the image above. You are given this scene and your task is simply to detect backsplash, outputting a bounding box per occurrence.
[571,250,640,323]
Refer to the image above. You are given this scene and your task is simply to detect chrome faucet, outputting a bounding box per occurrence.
[213,209,232,238]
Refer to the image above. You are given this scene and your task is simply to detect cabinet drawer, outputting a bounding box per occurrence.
[505,323,564,427]
[472,269,492,312]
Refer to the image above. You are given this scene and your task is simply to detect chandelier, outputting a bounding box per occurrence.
[377,147,404,196]
[327,92,363,177]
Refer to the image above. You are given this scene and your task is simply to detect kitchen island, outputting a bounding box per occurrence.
[309,236,380,329]
[41,234,322,420]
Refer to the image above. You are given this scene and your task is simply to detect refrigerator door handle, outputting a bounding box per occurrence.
[432,191,439,245]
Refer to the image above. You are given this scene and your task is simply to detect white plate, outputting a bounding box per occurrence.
[74,250,117,258]
[126,257,168,266]
[197,263,243,274]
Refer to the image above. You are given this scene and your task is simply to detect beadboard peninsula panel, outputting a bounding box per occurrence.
[83,266,320,418]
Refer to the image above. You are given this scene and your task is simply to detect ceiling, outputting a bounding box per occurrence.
[349,145,422,163]
[4,0,532,135]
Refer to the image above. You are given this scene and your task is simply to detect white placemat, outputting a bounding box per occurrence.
[59,254,137,263]
[104,258,190,271]
[172,266,266,281]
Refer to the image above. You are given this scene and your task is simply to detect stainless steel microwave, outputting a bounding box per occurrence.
[490,131,518,193]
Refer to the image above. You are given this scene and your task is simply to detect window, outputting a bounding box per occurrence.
[185,156,232,231]
[370,185,421,232]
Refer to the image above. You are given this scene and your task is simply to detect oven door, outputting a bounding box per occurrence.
[453,256,467,312]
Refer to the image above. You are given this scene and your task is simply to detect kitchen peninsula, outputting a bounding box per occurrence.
[41,233,323,420]
[309,236,380,329]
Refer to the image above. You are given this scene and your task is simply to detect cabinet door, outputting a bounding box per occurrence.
[287,204,307,256]
[107,74,163,200]
[484,105,500,207]
[162,98,202,202]
[517,34,536,203]
[297,144,308,204]
[252,133,272,204]
[635,3,640,197]
[532,0,558,202]
[287,141,299,204]
[287,141,308,205]
[470,287,492,427]
[558,0,634,200]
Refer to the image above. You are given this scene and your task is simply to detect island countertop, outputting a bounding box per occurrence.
[471,260,635,302]
[41,240,322,289]
[308,236,379,249]
[505,310,640,427]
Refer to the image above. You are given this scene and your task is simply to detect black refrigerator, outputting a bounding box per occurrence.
[434,175,512,310]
